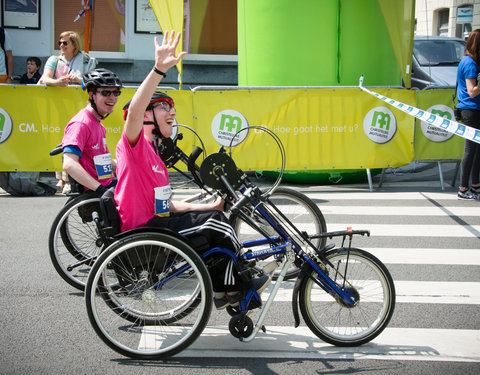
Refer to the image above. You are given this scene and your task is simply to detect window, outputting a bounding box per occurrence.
[463,23,472,39]
[436,8,449,36]
[187,0,237,55]
[54,0,125,54]
[413,39,465,66]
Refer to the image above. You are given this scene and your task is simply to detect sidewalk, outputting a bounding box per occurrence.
[377,161,459,184]
[0,162,461,196]
[170,161,461,193]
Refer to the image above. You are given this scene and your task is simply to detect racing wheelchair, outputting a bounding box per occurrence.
[48,127,327,290]
[84,126,396,359]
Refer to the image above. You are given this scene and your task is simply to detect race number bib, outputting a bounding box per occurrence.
[93,153,113,180]
[154,185,172,217]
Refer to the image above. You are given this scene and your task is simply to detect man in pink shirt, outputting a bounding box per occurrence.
[62,68,122,196]
[115,31,270,309]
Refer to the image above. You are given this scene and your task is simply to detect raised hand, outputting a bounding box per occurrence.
[154,31,187,73]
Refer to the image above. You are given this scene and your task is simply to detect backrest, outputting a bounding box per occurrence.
[98,187,209,252]
[99,186,121,235]
[49,144,85,195]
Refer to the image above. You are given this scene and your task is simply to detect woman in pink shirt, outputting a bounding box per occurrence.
[114,31,269,309]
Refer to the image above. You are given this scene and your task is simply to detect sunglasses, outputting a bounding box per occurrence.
[153,101,175,112]
[58,40,69,46]
[98,90,122,97]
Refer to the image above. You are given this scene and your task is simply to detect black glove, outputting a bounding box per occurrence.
[95,184,107,197]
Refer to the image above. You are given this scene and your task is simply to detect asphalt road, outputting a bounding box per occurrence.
[1,165,479,374]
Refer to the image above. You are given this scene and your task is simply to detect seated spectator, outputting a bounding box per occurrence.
[20,57,42,84]
[38,31,96,86]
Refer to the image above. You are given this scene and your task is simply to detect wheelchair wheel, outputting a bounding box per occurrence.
[48,191,102,290]
[299,248,395,346]
[231,187,327,280]
[85,232,213,359]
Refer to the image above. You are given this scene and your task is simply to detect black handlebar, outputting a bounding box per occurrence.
[49,144,62,156]
[187,146,205,188]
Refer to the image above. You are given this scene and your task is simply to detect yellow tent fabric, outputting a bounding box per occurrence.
[149,0,184,87]
[377,0,415,88]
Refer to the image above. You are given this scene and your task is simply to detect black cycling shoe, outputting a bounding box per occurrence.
[213,275,271,310]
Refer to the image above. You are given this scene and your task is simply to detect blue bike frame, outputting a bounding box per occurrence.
[152,197,359,310]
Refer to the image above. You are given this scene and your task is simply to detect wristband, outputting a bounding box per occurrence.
[153,66,167,77]
[95,184,107,197]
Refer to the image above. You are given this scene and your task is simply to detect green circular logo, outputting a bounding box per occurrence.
[0,108,13,144]
[211,110,249,147]
[363,106,397,144]
[420,105,454,142]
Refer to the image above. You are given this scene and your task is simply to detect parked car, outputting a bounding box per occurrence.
[410,36,466,89]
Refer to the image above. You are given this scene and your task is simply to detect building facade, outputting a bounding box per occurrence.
[415,0,480,38]
[2,0,238,88]
[3,1,478,88]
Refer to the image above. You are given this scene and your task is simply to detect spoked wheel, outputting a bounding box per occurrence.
[49,191,102,290]
[232,187,327,280]
[299,248,395,346]
[85,232,213,359]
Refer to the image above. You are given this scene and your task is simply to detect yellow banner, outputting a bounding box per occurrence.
[192,88,415,171]
[0,85,195,171]
[0,85,415,172]
[1,85,88,171]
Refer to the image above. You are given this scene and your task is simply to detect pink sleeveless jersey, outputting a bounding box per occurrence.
[115,129,170,232]
[62,109,114,188]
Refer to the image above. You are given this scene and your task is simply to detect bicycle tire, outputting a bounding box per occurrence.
[231,187,327,280]
[299,247,395,346]
[48,191,102,290]
[85,232,213,359]
[92,233,203,326]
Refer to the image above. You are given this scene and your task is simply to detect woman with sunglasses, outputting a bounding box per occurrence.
[39,31,96,87]
[60,68,122,196]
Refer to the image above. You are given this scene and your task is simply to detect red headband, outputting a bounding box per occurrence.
[123,98,174,120]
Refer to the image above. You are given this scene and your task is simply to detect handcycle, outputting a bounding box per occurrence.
[84,126,396,359]
[48,126,327,290]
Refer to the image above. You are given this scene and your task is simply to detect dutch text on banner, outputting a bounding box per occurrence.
[0,85,194,172]
[359,75,480,145]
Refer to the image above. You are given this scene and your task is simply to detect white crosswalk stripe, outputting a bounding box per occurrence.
[367,248,480,265]
[180,327,480,362]
[327,223,480,237]
[238,222,480,237]
[250,280,480,304]
[319,205,479,216]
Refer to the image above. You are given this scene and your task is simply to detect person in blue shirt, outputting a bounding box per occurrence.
[456,29,480,201]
